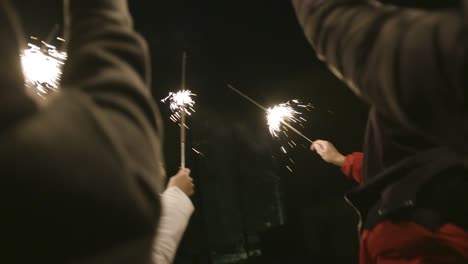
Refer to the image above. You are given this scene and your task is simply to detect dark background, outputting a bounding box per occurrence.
[13,0,460,263]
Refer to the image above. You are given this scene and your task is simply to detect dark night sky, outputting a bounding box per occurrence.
[13,0,460,263]
[12,1,368,263]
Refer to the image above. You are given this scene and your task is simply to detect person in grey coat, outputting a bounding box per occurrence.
[0,0,165,262]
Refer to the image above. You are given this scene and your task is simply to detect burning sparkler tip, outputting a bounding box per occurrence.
[162,89,196,123]
[21,38,67,98]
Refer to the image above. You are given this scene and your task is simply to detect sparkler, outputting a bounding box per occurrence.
[161,89,196,123]
[21,37,67,99]
[227,84,315,173]
[266,101,313,144]
[161,52,196,168]
[227,84,313,144]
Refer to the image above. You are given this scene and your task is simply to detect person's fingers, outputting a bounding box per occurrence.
[314,142,326,153]
[310,143,317,151]
[314,139,327,145]
[190,184,195,196]
[310,143,316,151]
[176,168,190,177]
[315,140,333,152]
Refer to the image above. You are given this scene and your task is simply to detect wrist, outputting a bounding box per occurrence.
[332,154,346,167]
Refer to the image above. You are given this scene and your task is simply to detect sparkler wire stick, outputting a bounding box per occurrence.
[227,84,314,144]
[278,117,313,144]
[180,52,187,168]
[45,24,60,45]
[227,84,267,111]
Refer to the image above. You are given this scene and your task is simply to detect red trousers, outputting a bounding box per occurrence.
[360,221,468,264]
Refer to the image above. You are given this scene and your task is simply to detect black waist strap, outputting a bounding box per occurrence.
[364,170,468,232]
[364,205,446,232]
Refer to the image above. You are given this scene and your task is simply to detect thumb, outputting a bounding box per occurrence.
[310,143,316,151]
[314,142,325,153]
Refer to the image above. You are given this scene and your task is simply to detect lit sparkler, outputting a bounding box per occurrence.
[267,102,300,137]
[161,52,196,168]
[227,84,313,143]
[227,84,315,173]
[266,100,314,172]
[21,37,67,98]
[266,100,313,143]
[161,89,196,123]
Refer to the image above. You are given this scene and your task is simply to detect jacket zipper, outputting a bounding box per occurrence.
[344,195,362,242]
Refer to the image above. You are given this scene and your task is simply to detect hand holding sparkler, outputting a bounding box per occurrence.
[167,168,194,197]
[310,140,345,166]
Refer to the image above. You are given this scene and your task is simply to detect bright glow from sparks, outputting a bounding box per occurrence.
[161,90,196,122]
[21,39,67,98]
[267,100,314,172]
[267,102,301,137]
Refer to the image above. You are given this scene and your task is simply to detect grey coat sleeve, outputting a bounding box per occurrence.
[61,0,163,133]
[0,1,165,262]
[60,0,165,191]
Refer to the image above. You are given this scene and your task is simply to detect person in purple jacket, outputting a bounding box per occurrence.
[292,0,468,263]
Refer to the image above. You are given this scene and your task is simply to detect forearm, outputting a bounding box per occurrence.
[60,0,166,229]
[292,0,467,127]
[61,0,160,131]
[153,187,194,264]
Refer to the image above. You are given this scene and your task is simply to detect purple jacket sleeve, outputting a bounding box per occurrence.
[292,0,468,131]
